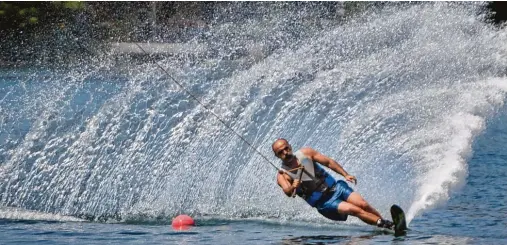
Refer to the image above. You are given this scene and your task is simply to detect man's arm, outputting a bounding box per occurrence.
[277,171,301,197]
[301,147,357,184]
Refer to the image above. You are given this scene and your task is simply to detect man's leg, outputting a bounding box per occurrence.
[346,192,383,218]
[337,201,380,225]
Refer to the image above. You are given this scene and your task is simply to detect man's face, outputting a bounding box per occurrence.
[273,141,294,162]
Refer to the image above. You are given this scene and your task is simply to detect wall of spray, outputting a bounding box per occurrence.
[0,3,506,224]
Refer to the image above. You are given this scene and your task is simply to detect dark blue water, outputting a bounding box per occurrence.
[409,106,507,244]
[1,3,507,244]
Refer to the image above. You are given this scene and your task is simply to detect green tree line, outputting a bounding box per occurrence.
[0,2,85,31]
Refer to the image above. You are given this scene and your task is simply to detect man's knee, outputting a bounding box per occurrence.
[356,200,370,210]
[347,193,371,210]
[338,202,364,215]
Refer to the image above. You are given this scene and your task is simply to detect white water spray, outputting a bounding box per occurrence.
[0,3,506,225]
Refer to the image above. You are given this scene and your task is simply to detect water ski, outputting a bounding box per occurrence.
[390,204,407,236]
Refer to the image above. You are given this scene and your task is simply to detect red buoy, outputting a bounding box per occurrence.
[172,214,195,230]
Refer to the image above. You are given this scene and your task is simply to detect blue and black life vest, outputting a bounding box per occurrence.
[280,150,337,206]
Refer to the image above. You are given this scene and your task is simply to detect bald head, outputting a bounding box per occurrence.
[272,138,294,162]
[271,138,289,152]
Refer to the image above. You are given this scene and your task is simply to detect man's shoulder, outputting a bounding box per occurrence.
[298,147,316,156]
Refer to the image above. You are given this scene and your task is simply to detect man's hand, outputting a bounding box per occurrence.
[291,179,301,197]
[292,179,301,189]
[345,175,357,185]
